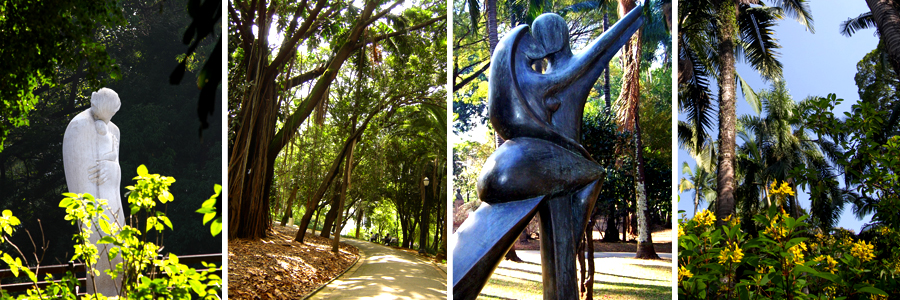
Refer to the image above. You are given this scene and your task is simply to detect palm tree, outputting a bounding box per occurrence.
[736,81,847,229]
[841,0,900,142]
[679,145,716,217]
[678,0,814,225]
[615,0,671,260]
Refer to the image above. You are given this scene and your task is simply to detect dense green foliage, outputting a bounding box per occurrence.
[0,0,221,266]
[0,0,126,151]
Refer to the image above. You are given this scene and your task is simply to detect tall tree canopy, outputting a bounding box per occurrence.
[228,0,447,240]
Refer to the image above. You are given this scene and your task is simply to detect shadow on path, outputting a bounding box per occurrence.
[307,238,447,300]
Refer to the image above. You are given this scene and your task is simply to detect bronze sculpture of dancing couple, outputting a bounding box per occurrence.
[452,4,645,299]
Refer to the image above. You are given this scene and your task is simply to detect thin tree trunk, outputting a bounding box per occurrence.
[312,205,323,235]
[332,137,357,252]
[603,11,611,110]
[355,202,364,238]
[693,189,699,217]
[280,185,300,226]
[585,218,595,300]
[715,0,738,226]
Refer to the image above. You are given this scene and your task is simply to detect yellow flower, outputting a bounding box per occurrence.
[678,265,693,282]
[769,179,796,207]
[678,224,685,237]
[870,294,887,300]
[694,209,716,227]
[814,255,838,274]
[779,181,795,196]
[718,241,744,264]
[723,214,740,227]
[850,240,876,263]
[824,286,838,298]
[788,242,807,265]
[763,217,788,240]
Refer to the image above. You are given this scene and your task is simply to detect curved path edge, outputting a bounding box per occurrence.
[294,230,363,300]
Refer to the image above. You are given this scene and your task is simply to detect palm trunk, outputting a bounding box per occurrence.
[616,0,657,260]
[715,0,738,226]
[867,0,900,77]
[693,190,699,217]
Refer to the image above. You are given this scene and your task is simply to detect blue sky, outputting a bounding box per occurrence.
[677,2,879,232]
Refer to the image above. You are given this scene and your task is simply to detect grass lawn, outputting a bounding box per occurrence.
[477,254,672,300]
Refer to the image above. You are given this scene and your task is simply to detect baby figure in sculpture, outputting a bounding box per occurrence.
[62,88,125,296]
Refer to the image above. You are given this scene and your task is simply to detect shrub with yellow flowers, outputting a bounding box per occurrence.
[678,180,896,299]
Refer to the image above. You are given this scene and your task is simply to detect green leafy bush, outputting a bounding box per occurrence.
[0,165,221,299]
[678,181,897,299]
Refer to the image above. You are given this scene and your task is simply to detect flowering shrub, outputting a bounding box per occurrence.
[0,165,222,299]
[678,180,898,299]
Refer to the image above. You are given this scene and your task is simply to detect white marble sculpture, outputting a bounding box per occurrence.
[62,88,125,296]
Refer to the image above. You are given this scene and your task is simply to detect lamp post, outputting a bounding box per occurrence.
[419,176,430,254]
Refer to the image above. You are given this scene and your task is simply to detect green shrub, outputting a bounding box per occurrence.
[0,165,221,299]
[678,181,897,299]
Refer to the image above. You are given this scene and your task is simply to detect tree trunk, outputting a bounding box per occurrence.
[602,202,620,242]
[320,186,342,239]
[615,0,657,259]
[715,0,738,226]
[355,203,364,239]
[332,137,357,253]
[280,185,300,226]
[693,188,699,217]
[229,0,330,240]
[398,212,408,247]
[227,38,279,239]
[868,0,900,78]
[312,205,322,234]
[585,218,595,300]
[603,10,611,110]
[486,0,499,52]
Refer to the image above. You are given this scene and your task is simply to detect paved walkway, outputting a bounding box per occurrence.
[517,250,672,262]
[307,238,447,300]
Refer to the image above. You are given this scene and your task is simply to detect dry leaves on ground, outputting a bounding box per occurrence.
[228,225,359,300]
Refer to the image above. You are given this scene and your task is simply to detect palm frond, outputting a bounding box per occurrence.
[738,6,783,81]
[468,0,481,33]
[736,72,761,115]
[772,0,815,33]
[840,12,874,37]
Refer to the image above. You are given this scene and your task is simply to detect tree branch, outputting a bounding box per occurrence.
[353,15,447,50]
[453,61,489,91]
